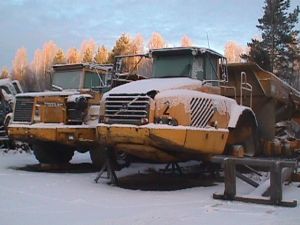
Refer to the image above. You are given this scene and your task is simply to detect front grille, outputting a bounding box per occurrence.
[190,97,214,127]
[67,102,84,125]
[14,97,34,122]
[104,93,150,125]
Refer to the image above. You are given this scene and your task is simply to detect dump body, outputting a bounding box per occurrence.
[226,63,300,141]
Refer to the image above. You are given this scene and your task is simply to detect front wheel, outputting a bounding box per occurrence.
[32,142,74,164]
[89,147,106,169]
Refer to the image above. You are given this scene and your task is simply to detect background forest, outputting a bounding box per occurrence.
[0,0,299,92]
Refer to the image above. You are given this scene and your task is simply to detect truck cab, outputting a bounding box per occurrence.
[97,47,257,163]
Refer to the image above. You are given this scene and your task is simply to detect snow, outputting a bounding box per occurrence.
[0,78,13,86]
[67,94,92,102]
[107,78,202,95]
[9,123,96,129]
[0,151,300,225]
[100,123,228,132]
[17,91,79,97]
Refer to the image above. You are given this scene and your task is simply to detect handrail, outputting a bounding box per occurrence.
[240,72,253,107]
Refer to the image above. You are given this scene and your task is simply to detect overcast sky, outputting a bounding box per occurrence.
[0,0,299,69]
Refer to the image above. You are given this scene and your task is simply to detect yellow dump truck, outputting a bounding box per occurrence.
[8,63,112,164]
[96,47,300,164]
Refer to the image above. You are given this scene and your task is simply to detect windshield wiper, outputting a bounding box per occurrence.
[52,84,63,91]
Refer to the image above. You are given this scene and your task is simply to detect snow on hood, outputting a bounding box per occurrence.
[107,78,202,95]
[16,91,79,98]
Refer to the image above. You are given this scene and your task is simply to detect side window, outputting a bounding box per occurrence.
[84,72,101,89]
[205,56,218,80]
[192,57,204,80]
[0,86,11,94]
[12,82,22,93]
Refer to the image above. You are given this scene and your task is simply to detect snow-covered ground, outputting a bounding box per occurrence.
[0,151,300,225]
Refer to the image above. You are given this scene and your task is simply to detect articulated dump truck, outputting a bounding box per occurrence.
[8,63,113,165]
[97,47,300,164]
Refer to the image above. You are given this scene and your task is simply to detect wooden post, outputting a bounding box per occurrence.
[270,161,282,204]
[224,158,236,200]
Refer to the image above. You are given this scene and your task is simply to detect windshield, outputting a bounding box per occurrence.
[84,71,111,88]
[52,70,81,90]
[152,55,193,78]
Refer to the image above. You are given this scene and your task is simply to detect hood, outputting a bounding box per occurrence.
[108,78,202,95]
[16,90,79,98]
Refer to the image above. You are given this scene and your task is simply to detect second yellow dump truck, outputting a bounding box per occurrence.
[8,63,112,164]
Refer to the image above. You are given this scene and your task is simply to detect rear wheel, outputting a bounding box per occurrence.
[32,142,74,164]
[242,125,259,156]
[228,111,260,157]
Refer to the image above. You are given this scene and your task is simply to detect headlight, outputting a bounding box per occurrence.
[34,104,41,122]
[155,116,178,126]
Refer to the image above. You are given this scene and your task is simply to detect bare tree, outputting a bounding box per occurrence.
[181,35,192,47]
[148,32,166,49]
[12,47,29,81]
[130,33,144,54]
[12,47,37,91]
[31,49,44,90]
[224,41,246,63]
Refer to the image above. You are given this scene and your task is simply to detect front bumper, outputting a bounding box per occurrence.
[97,123,229,162]
[8,123,96,147]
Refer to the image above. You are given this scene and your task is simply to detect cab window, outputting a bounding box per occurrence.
[84,72,101,89]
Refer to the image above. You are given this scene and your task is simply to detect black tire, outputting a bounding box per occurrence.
[32,142,74,164]
[243,125,260,157]
[229,111,261,157]
[116,152,131,168]
[89,147,106,169]
[89,147,131,170]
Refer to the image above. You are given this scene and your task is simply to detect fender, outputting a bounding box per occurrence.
[228,105,257,128]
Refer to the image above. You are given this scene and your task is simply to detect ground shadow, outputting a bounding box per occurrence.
[116,165,223,191]
[10,163,98,173]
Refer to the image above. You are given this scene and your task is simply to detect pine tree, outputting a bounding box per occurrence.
[67,48,81,64]
[94,45,109,64]
[0,67,9,79]
[82,48,94,63]
[53,49,66,64]
[109,34,132,62]
[245,0,299,82]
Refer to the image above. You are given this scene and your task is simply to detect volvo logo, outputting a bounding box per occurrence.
[121,103,128,111]
[114,96,140,115]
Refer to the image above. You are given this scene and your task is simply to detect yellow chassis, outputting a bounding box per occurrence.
[97,124,229,162]
[8,123,96,147]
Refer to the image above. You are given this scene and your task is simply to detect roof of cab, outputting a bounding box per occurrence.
[52,63,113,72]
[150,47,224,58]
